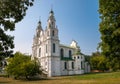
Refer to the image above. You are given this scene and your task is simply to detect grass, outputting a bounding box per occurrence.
[0,72,120,84]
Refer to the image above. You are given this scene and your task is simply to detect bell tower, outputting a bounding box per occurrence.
[46,9,59,40]
[44,9,61,77]
[45,9,59,56]
[47,10,56,29]
[36,20,43,37]
[32,20,43,59]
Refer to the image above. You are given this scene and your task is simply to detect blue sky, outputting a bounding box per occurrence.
[10,0,100,55]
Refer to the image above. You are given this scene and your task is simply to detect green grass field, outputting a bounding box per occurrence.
[0,72,120,84]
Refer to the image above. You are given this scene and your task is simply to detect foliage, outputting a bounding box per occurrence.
[92,52,101,57]
[84,55,90,63]
[90,52,108,71]
[99,0,120,71]
[5,52,42,79]
[0,0,34,57]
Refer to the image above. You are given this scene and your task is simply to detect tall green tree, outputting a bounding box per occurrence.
[6,52,42,79]
[90,55,107,71]
[90,52,108,71]
[99,0,120,71]
[0,0,34,57]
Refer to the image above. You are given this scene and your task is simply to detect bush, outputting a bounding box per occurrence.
[5,52,43,79]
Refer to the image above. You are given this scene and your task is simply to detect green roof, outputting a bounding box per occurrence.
[61,57,73,61]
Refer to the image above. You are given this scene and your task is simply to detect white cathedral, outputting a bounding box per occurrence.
[31,10,90,77]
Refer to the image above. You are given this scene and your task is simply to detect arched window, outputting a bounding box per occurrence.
[72,62,74,69]
[52,22,54,25]
[53,43,55,53]
[39,48,41,57]
[81,61,84,69]
[46,44,47,53]
[60,48,64,58]
[69,50,72,58]
[52,30,55,36]
[64,62,67,69]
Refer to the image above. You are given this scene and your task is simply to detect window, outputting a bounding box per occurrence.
[53,43,55,53]
[64,62,67,69]
[39,48,41,57]
[81,61,84,69]
[52,30,55,36]
[60,48,64,58]
[69,50,72,58]
[72,62,74,69]
[52,22,54,25]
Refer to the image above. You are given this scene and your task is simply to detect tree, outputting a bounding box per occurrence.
[0,0,34,57]
[90,55,107,71]
[90,52,108,71]
[6,52,42,79]
[84,55,91,63]
[99,0,120,71]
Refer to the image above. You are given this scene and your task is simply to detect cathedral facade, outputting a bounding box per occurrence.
[32,10,90,77]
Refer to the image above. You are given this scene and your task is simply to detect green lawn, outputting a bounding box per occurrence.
[0,72,120,84]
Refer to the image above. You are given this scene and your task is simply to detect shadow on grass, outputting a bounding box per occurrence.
[0,81,11,84]
[17,77,55,82]
[84,71,111,75]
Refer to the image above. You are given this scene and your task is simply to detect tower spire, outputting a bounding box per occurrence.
[38,16,41,25]
[47,9,56,29]
[49,9,54,16]
[36,17,43,37]
[50,4,53,13]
